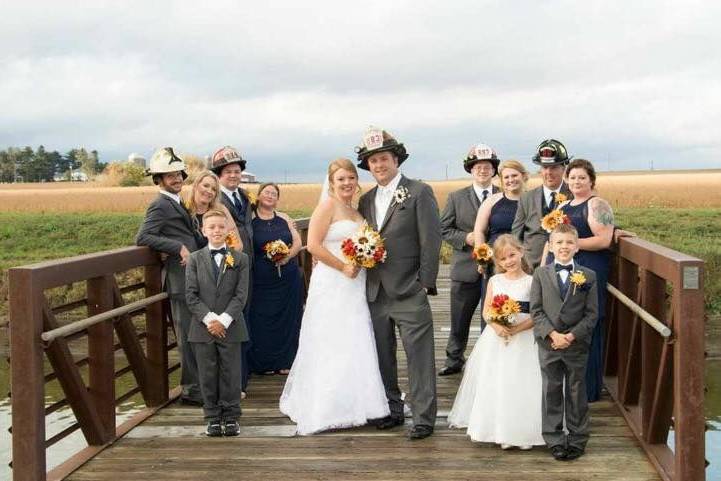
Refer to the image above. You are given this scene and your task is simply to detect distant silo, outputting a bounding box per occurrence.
[128,153,146,167]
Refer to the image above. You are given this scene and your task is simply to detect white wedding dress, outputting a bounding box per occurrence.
[279,219,390,435]
[447,273,545,446]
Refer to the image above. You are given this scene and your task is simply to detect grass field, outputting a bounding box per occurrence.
[0,207,719,320]
[2,170,721,212]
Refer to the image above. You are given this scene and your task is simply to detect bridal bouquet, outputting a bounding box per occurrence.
[341,222,387,269]
[471,243,493,277]
[488,294,521,328]
[264,239,290,277]
[541,209,570,233]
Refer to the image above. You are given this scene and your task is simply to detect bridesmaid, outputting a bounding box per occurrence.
[247,183,304,375]
[473,159,529,253]
[543,159,614,402]
[183,170,240,248]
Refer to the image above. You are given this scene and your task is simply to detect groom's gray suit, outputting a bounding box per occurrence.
[358,175,442,428]
[531,263,598,450]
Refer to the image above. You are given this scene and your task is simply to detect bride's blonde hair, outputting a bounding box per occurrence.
[327,158,361,196]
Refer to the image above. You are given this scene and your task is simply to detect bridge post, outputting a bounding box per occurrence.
[144,263,168,406]
[9,268,46,481]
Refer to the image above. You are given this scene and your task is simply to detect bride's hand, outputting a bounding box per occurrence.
[341,263,360,279]
[491,323,510,339]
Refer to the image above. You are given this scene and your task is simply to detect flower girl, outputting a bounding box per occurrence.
[448,234,544,449]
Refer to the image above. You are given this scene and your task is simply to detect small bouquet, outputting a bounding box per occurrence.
[264,239,290,277]
[488,293,522,334]
[471,243,493,277]
[341,222,387,269]
[226,231,241,251]
[541,209,570,233]
[223,252,235,273]
[569,270,588,295]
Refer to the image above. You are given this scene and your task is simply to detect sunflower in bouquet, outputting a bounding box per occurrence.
[488,294,521,329]
[341,222,387,269]
[264,239,290,277]
[541,209,570,233]
[471,243,493,277]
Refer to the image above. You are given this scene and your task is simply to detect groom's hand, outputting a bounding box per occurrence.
[425,287,438,296]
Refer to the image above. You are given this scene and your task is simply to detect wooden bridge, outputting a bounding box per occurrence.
[8,221,707,480]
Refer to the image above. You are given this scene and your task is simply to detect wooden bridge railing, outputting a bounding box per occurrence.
[605,236,706,481]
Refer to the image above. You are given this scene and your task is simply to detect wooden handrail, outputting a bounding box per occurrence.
[606,284,672,338]
[41,292,167,343]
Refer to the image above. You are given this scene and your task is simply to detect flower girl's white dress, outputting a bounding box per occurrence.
[447,273,545,446]
[279,219,389,435]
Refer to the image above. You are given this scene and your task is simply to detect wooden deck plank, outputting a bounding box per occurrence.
[68,265,661,481]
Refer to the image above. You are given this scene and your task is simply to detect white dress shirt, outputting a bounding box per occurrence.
[160,190,182,204]
[472,183,493,204]
[374,171,403,225]
[220,185,242,209]
[543,184,564,208]
[202,243,234,328]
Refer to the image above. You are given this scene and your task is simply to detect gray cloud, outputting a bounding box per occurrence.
[1,0,720,181]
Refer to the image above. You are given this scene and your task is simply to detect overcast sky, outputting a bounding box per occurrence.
[1,1,720,182]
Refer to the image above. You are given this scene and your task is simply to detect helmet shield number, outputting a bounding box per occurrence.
[363,129,385,151]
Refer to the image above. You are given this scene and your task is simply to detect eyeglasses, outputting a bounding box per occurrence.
[261,191,279,198]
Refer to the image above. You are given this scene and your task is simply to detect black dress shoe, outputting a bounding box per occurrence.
[376,415,405,430]
[438,366,462,376]
[223,420,240,437]
[408,425,433,440]
[550,445,568,460]
[206,422,223,437]
[565,446,584,460]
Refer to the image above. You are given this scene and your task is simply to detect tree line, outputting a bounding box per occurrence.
[0,146,107,183]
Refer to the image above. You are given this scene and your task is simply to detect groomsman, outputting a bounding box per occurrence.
[438,143,500,376]
[512,139,573,269]
[210,146,254,393]
[136,147,202,405]
[211,146,254,259]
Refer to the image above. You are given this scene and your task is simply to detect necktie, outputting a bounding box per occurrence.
[232,191,242,209]
[481,189,489,203]
[549,191,558,209]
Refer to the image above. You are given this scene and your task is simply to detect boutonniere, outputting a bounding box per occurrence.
[223,253,235,273]
[554,192,568,203]
[569,270,588,295]
[392,185,410,205]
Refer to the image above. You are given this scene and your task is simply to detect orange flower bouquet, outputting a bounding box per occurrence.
[341,222,387,269]
[264,239,290,277]
[471,243,494,277]
[488,294,521,328]
[541,209,570,233]
[225,231,242,251]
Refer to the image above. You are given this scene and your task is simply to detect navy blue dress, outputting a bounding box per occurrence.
[248,213,303,373]
[487,194,519,246]
[547,197,610,402]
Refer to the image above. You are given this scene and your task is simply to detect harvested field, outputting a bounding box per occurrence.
[1,170,720,213]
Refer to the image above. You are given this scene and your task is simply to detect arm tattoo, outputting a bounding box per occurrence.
[592,198,614,225]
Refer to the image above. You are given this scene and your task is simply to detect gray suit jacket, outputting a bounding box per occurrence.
[358,175,442,302]
[511,182,572,268]
[221,189,254,259]
[185,248,250,343]
[441,184,500,283]
[136,193,200,299]
[531,264,598,347]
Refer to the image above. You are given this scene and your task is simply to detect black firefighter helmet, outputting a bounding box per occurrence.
[532,139,572,166]
[355,126,409,171]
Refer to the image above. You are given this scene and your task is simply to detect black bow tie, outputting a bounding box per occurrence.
[210,248,227,257]
[555,263,573,272]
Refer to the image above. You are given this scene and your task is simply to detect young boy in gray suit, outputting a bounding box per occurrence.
[185,209,249,437]
[530,223,598,461]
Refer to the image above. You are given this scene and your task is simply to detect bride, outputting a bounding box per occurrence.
[279,158,390,434]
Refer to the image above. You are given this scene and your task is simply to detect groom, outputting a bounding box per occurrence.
[356,126,442,440]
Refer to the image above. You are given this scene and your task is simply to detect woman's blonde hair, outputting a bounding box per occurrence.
[327,158,361,196]
[186,170,221,215]
[492,234,532,274]
[497,159,529,192]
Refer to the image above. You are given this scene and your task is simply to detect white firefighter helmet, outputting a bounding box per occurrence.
[146,147,188,182]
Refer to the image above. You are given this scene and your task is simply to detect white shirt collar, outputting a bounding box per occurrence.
[472,183,492,201]
[543,182,564,196]
[159,190,181,204]
[220,185,239,199]
[377,171,403,194]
